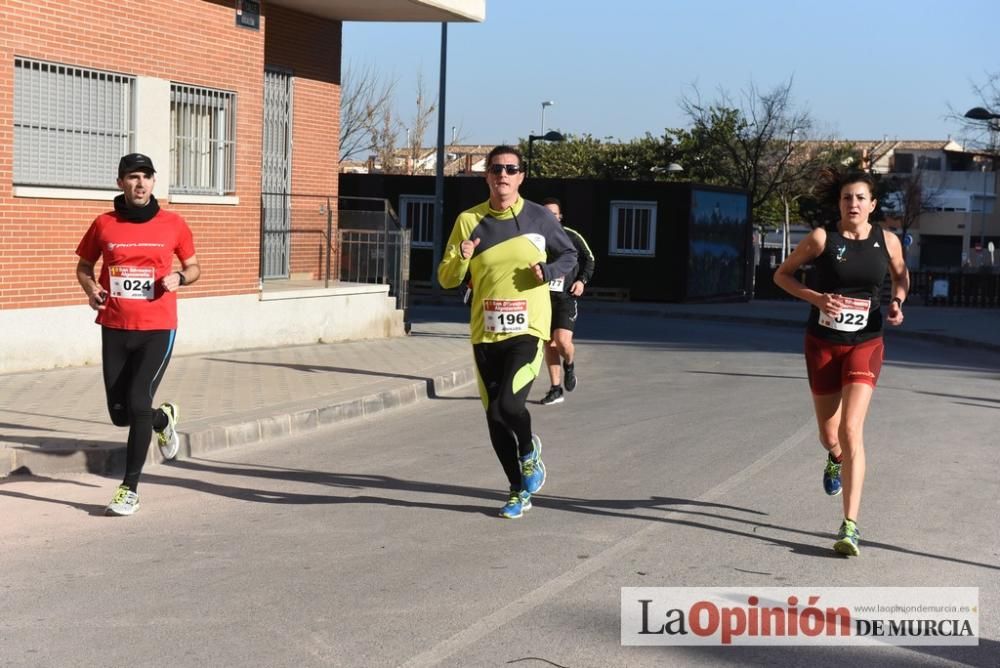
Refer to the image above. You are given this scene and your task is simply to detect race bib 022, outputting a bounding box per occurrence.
[818,297,871,332]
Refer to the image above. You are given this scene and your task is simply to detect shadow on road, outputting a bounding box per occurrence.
[85,457,997,573]
[0,473,106,515]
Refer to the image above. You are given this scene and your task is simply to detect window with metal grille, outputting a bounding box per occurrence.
[13,58,134,188]
[400,195,435,247]
[171,84,236,195]
[609,201,657,256]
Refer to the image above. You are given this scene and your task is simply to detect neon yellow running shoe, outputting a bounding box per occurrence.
[156,402,180,460]
[834,519,860,556]
[105,485,140,516]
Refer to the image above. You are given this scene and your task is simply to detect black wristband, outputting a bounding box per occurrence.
[891,297,902,307]
[176,271,187,286]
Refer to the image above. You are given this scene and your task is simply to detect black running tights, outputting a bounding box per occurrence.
[101,327,175,491]
[472,335,542,489]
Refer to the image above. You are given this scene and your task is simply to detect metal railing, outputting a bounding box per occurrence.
[259,193,336,285]
[908,270,1000,307]
[258,194,410,316]
[338,196,410,317]
[754,262,1000,308]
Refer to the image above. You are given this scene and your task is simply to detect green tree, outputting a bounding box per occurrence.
[523,131,683,180]
[679,79,814,224]
[521,134,605,177]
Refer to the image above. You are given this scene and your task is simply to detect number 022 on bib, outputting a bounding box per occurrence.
[818,296,871,332]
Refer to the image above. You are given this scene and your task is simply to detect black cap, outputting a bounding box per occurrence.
[118,153,156,178]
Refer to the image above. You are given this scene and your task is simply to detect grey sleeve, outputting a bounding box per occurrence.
[541,221,578,282]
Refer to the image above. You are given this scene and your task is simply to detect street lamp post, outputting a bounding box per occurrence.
[431,22,448,302]
[527,130,565,178]
[541,100,554,135]
[780,129,798,262]
[964,107,1000,254]
[979,163,988,251]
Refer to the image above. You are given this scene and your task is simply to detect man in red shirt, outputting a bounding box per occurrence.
[76,153,201,516]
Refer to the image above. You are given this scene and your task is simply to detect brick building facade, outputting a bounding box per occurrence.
[0,0,485,372]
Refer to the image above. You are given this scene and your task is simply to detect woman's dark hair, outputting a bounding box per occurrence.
[486,145,524,168]
[803,166,882,228]
[541,197,561,209]
[815,166,877,207]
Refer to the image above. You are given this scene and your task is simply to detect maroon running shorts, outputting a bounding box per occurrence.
[804,333,884,395]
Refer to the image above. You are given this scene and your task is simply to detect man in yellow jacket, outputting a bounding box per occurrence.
[438,145,577,518]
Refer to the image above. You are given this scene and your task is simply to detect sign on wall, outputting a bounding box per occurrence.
[236,0,260,30]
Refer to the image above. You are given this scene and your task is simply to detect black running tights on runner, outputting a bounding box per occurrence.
[101,327,176,491]
[473,335,542,489]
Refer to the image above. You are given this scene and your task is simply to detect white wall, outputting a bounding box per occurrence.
[134,77,171,200]
[0,285,404,373]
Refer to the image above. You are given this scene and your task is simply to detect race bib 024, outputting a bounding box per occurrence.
[109,266,155,300]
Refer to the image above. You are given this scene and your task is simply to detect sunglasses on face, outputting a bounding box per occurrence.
[487,164,523,176]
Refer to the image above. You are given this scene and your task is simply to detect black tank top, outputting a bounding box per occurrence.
[807,223,891,344]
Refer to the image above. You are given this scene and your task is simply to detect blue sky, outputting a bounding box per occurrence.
[342,0,1000,147]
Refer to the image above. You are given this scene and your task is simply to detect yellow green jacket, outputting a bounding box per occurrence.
[438,197,578,343]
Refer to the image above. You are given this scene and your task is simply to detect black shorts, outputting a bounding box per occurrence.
[550,293,578,332]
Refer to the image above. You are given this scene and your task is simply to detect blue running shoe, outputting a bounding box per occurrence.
[499,489,532,519]
[833,519,860,556]
[520,434,546,494]
[823,455,843,496]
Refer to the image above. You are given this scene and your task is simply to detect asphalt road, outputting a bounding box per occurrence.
[2,311,998,668]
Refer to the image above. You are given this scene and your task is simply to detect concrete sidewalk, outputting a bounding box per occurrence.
[1,300,997,478]
[584,299,1000,353]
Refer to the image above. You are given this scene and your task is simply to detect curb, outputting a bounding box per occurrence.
[1,364,476,479]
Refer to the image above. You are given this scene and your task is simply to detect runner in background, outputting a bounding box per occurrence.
[539,197,595,406]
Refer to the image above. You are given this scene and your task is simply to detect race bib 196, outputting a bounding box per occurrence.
[818,297,871,332]
[483,299,528,333]
[109,266,155,300]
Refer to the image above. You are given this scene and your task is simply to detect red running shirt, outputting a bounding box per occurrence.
[76,209,196,330]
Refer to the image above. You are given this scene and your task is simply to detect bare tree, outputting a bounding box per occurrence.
[775,140,859,257]
[404,74,437,175]
[340,61,397,162]
[881,168,939,257]
[680,79,814,217]
[947,72,1000,153]
[370,106,403,174]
